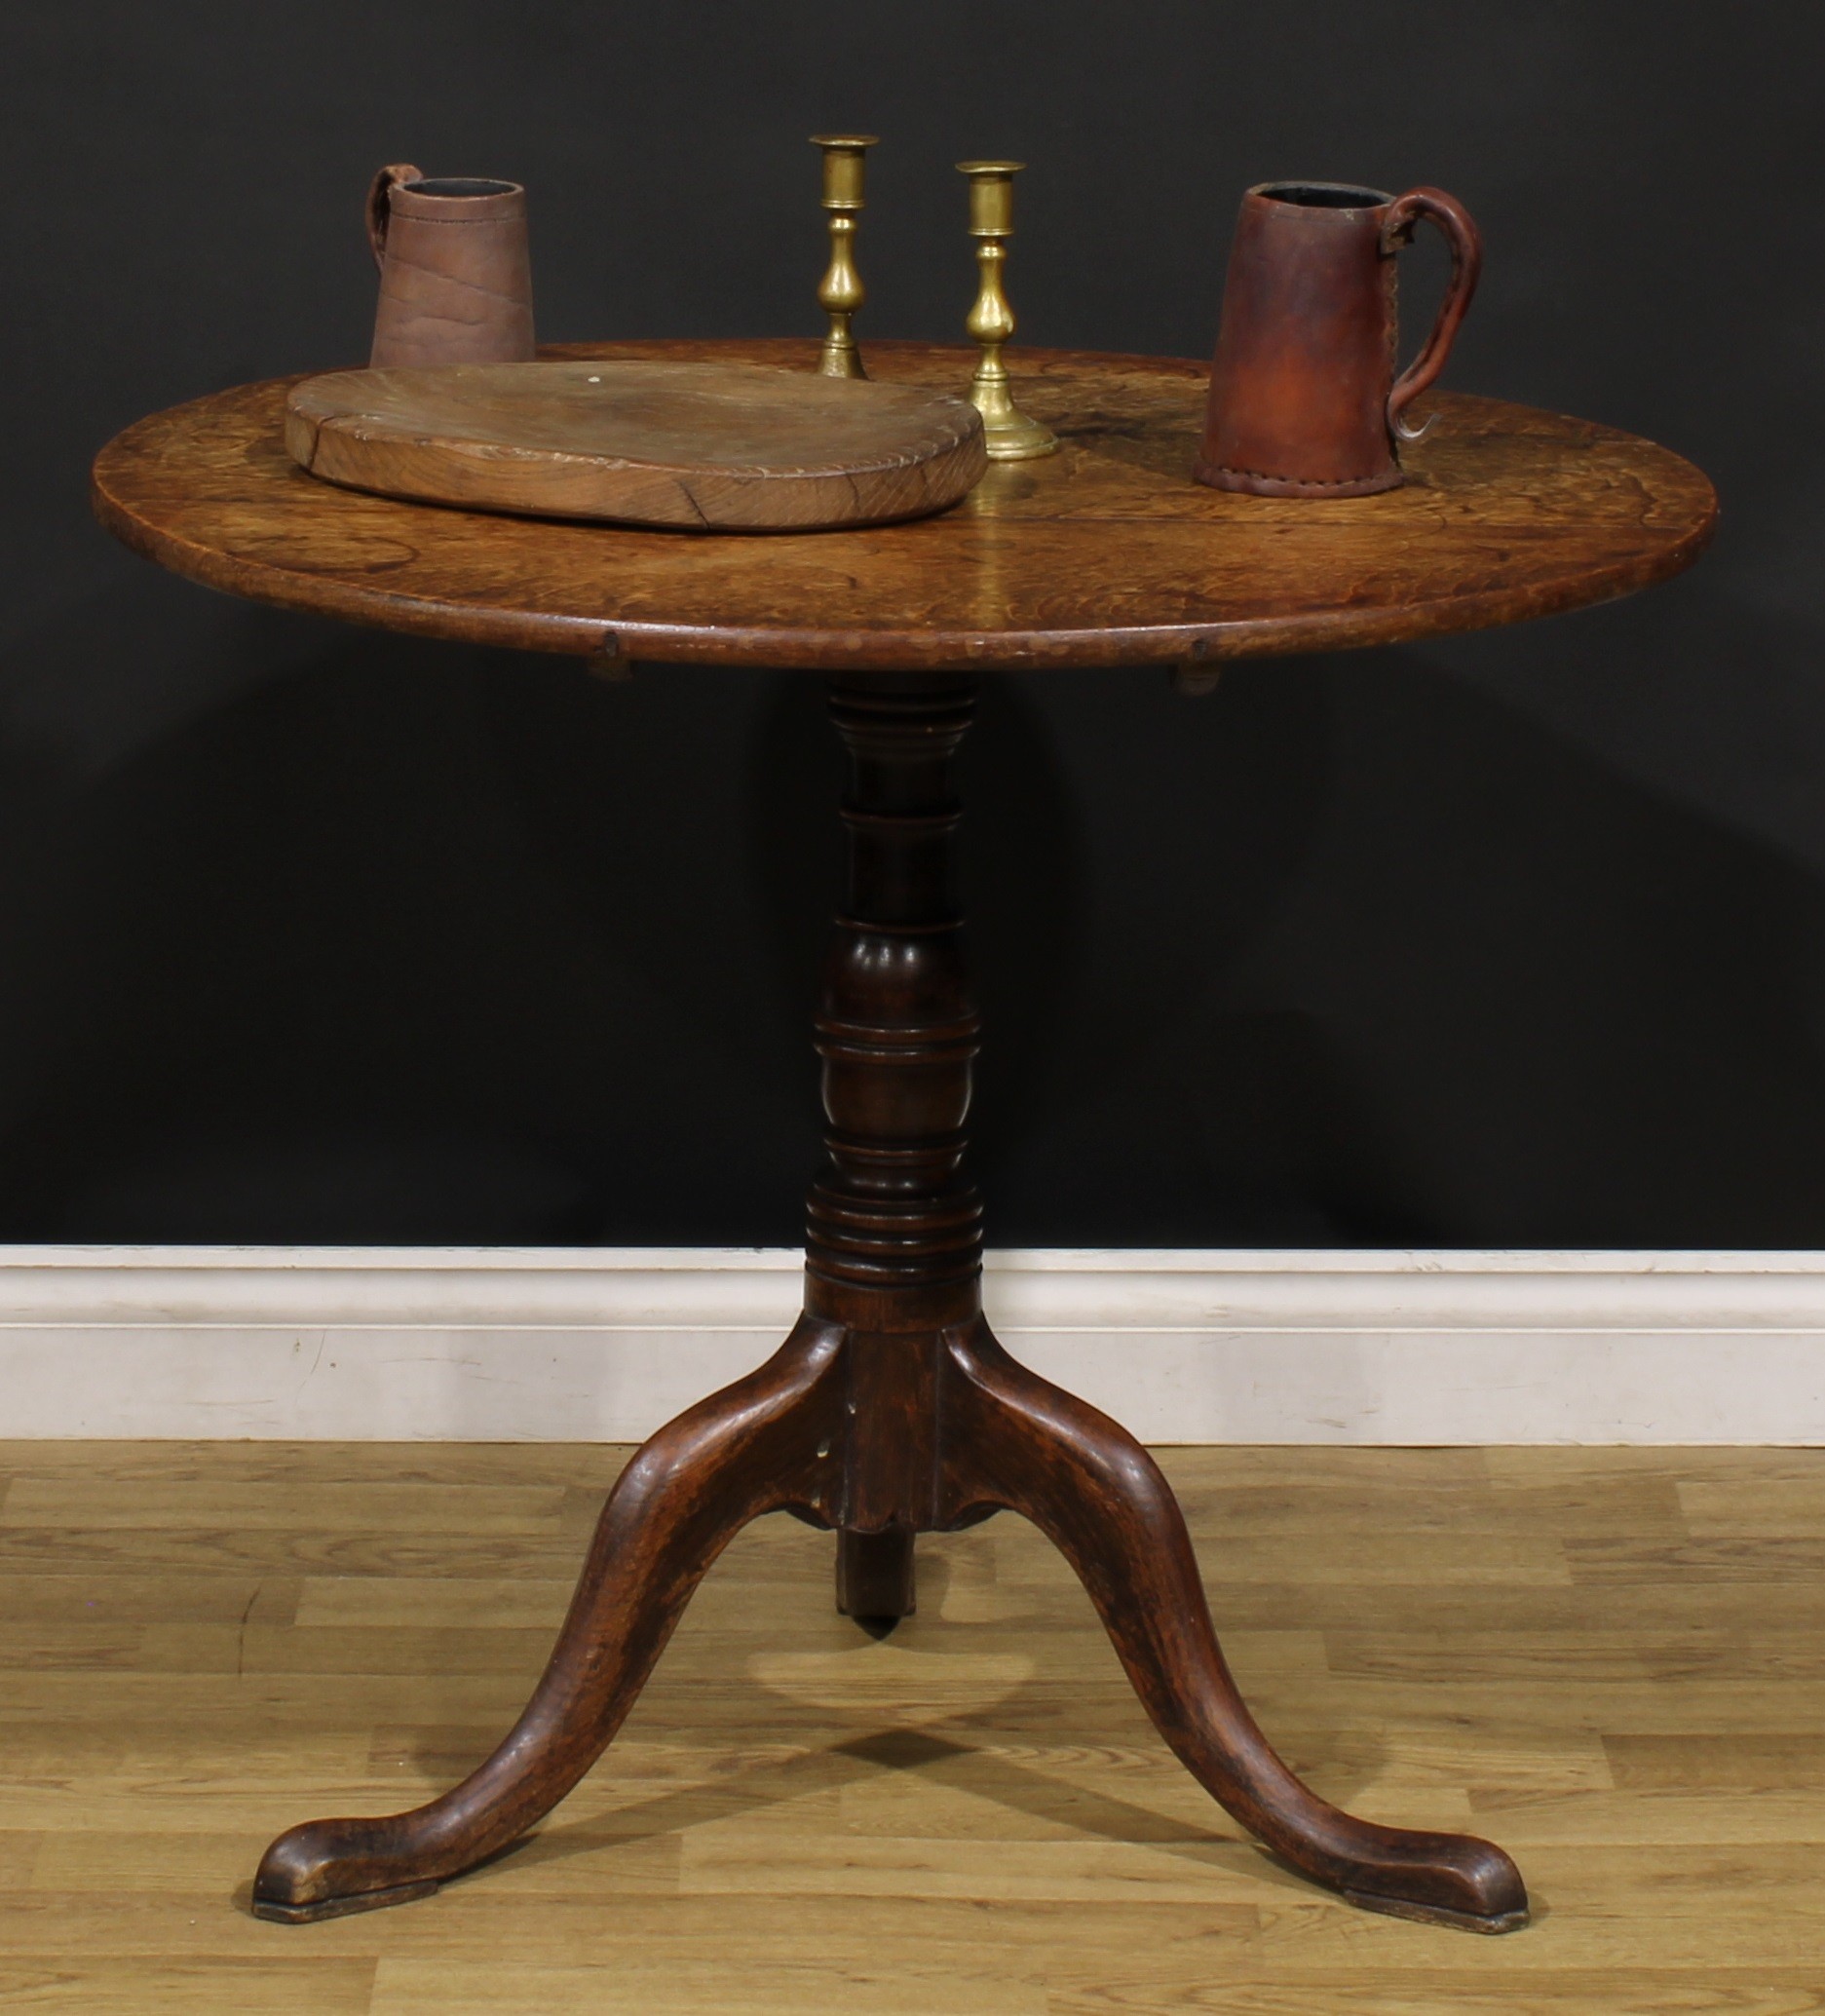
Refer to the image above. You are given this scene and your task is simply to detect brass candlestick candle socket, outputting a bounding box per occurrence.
[957,160,1057,460]
[811,133,878,379]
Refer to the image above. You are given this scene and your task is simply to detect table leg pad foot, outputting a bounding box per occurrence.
[1345,1888,1531,1934]
[252,1877,440,1924]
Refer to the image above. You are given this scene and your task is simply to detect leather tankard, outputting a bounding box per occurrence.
[366,165,536,369]
[1194,180,1482,497]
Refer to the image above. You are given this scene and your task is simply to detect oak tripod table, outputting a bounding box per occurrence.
[94,337,1716,1934]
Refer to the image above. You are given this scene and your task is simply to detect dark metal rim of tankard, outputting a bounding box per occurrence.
[1250,179,1394,212]
[398,176,523,201]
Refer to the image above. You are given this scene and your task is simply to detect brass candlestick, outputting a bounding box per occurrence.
[811,133,878,378]
[957,160,1057,460]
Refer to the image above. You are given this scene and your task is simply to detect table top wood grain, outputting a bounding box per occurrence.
[93,337,1717,670]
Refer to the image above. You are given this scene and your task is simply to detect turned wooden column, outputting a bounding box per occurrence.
[806,675,981,1617]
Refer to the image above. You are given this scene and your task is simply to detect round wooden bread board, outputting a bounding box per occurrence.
[284,360,988,531]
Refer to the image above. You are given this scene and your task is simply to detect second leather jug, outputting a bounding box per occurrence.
[366,165,536,369]
[1194,180,1481,497]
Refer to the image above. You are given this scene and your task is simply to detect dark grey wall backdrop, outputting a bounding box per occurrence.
[2,3,1821,1247]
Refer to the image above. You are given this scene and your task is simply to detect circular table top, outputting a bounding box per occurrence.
[93,337,1717,671]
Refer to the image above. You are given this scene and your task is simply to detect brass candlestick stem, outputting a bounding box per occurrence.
[811,133,878,379]
[957,160,1057,460]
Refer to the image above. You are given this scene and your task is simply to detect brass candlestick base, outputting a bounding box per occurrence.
[957,160,1057,460]
[812,134,878,379]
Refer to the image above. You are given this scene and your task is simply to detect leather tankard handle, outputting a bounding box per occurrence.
[366,163,425,270]
[1381,186,1483,441]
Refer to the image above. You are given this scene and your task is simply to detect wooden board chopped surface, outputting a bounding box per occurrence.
[284,360,989,532]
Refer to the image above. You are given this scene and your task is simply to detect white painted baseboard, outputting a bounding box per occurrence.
[4,1245,1822,1443]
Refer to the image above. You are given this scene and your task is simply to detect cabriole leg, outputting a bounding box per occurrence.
[251,1319,846,1921]
[935,1317,1530,1932]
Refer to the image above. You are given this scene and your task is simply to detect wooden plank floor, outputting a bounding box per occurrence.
[1,1440,1822,2012]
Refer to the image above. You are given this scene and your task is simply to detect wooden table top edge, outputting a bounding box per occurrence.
[90,342,1720,672]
